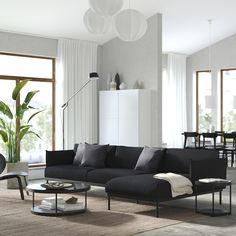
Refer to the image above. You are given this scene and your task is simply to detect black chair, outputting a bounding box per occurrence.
[202,132,217,149]
[182,132,198,148]
[0,154,29,200]
[223,133,236,167]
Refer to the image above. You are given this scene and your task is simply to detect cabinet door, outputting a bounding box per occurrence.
[118,90,139,146]
[99,91,119,144]
[100,118,118,145]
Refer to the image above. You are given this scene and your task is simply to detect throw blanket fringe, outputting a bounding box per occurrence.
[153,173,193,197]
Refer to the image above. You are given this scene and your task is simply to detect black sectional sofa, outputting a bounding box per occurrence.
[45,144,227,217]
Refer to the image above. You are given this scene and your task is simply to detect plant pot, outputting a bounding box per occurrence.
[0,162,28,189]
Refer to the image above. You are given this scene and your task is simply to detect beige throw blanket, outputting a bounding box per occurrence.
[153,173,193,197]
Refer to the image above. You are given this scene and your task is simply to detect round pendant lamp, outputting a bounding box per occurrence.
[89,0,124,16]
[114,9,147,42]
[84,8,110,34]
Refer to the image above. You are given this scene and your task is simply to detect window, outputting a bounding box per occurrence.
[196,71,212,132]
[221,69,236,132]
[0,53,55,165]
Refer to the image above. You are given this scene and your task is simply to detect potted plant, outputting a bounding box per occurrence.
[0,80,42,188]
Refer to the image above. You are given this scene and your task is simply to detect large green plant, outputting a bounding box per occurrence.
[0,80,42,163]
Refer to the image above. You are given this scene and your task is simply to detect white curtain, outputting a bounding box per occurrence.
[163,53,187,148]
[56,39,98,149]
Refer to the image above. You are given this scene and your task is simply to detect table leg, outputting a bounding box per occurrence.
[55,193,58,216]
[230,183,232,214]
[219,191,222,205]
[108,194,111,210]
[85,191,87,209]
[32,192,35,209]
[212,191,215,214]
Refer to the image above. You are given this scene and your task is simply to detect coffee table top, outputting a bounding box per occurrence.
[26,181,90,194]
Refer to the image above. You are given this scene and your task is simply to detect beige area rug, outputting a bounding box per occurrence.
[0,189,201,236]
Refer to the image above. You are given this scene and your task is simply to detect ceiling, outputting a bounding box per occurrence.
[1,0,236,55]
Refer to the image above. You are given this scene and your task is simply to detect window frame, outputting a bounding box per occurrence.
[0,52,56,167]
[220,68,236,132]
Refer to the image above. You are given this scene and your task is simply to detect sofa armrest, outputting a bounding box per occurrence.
[190,158,227,183]
[46,150,75,167]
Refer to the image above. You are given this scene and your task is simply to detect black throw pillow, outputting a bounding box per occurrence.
[80,143,109,168]
[134,147,164,173]
[73,143,85,165]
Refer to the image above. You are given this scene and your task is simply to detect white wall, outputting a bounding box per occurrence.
[0,31,58,57]
[186,33,236,131]
[100,13,162,146]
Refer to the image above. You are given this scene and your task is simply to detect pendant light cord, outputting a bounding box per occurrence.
[208,19,212,71]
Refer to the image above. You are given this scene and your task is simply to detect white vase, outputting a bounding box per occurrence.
[110,79,117,90]
[119,82,127,90]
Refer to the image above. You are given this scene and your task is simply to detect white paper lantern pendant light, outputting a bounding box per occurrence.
[84,8,110,34]
[84,0,147,41]
[89,0,124,16]
[114,8,147,42]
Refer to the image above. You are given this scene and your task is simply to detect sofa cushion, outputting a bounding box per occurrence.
[87,168,146,184]
[45,165,94,181]
[159,149,219,174]
[73,143,85,165]
[80,144,109,168]
[105,145,117,168]
[46,150,75,167]
[114,146,143,169]
[105,174,172,201]
[135,147,165,173]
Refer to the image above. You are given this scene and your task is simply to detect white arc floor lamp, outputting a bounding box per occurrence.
[61,72,100,149]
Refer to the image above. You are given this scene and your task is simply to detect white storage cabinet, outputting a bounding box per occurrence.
[99,89,152,147]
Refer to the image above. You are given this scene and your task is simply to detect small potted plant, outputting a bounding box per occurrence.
[0,80,42,188]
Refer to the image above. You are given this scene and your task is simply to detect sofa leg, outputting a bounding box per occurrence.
[156,202,159,217]
[108,194,111,210]
[136,199,139,204]
[219,191,222,205]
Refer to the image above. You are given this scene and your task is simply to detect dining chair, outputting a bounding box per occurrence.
[223,133,236,167]
[182,132,198,149]
[0,153,28,200]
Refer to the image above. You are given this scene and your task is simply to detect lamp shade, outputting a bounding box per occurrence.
[114,9,147,42]
[89,72,99,80]
[89,0,123,16]
[84,8,110,34]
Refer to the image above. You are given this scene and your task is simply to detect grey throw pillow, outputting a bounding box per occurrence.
[134,147,164,173]
[80,143,109,168]
[73,143,85,165]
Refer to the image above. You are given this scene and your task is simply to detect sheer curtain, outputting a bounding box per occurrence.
[56,39,98,149]
[163,53,187,147]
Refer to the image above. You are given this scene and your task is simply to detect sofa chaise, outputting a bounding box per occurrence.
[45,144,227,217]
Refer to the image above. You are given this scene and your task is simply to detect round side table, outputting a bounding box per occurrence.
[195,179,232,217]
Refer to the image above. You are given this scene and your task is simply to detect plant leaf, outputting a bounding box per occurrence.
[12,80,29,100]
[27,130,41,140]
[0,130,8,143]
[22,90,39,109]
[27,110,44,123]
[19,126,30,141]
[28,106,37,109]
[20,125,32,130]
[0,118,6,129]
[16,105,23,118]
[0,101,13,119]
